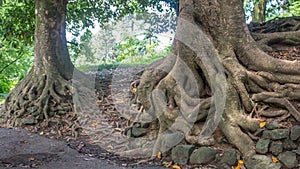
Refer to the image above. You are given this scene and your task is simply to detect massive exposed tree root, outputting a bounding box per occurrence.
[133,0,300,159]
[1,68,98,137]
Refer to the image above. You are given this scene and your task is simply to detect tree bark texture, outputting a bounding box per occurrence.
[1,0,82,135]
[136,0,300,158]
[252,0,267,23]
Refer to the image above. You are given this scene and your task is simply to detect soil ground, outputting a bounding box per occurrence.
[0,127,166,169]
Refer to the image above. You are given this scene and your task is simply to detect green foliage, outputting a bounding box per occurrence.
[276,0,300,17]
[265,0,295,20]
[69,29,94,62]
[0,0,176,95]
[90,23,117,63]
[0,0,34,45]
[244,0,300,22]
[138,8,177,35]
[74,9,175,67]
[0,37,33,93]
[9,0,300,96]
[0,1,34,94]
[115,35,159,62]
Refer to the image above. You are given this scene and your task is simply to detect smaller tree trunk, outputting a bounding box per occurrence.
[0,0,95,137]
[252,0,267,23]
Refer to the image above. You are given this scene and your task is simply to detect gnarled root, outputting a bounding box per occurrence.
[136,44,300,159]
[1,69,86,137]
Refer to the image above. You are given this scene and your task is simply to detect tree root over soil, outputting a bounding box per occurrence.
[130,1,300,161]
[1,2,300,166]
[0,69,99,138]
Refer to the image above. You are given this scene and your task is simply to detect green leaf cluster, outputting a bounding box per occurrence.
[244,0,300,22]
[0,0,34,93]
[278,0,300,17]
[0,37,33,93]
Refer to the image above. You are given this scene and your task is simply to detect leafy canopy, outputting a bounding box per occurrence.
[1,0,299,95]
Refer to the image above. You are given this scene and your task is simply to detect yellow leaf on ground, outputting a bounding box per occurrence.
[172,164,181,169]
[238,160,244,165]
[272,156,279,163]
[157,152,162,159]
[260,122,266,128]
[234,164,241,169]
[133,87,137,93]
[162,161,173,168]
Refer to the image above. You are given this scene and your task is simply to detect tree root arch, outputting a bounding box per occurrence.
[1,69,79,136]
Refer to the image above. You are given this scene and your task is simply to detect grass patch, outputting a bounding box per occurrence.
[77,63,119,71]
[77,55,164,72]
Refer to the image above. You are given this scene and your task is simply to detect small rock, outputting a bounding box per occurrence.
[131,127,147,137]
[140,122,150,128]
[160,131,185,152]
[290,125,300,141]
[278,151,298,169]
[171,145,195,165]
[265,122,280,130]
[270,141,283,155]
[294,145,300,155]
[270,129,289,140]
[220,149,238,166]
[245,155,281,169]
[121,163,128,167]
[125,127,147,138]
[255,139,270,154]
[21,117,37,125]
[262,130,272,139]
[190,147,218,164]
[283,138,297,150]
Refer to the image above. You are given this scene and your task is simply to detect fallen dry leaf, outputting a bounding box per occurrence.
[132,87,137,93]
[259,122,266,128]
[162,161,173,168]
[234,159,245,169]
[172,164,181,169]
[107,144,113,149]
[28,157,35,161]
[238,160,244,165]
[157,152,162,159]
[234,164,240,169]
[272,156,279,163]
[91,121,100,127]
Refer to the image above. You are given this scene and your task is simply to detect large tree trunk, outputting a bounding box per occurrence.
[1,0,85,134]
[136,0,300,159]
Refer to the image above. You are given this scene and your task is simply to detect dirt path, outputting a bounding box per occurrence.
[0,127,165,169]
